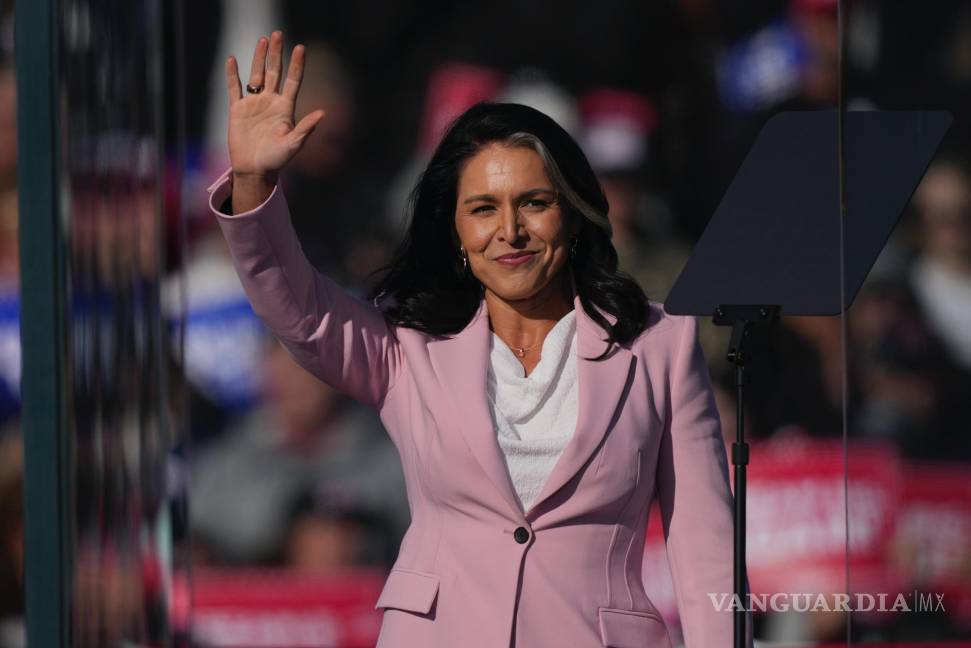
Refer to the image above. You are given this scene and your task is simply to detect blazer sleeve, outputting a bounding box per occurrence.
[654,314,754,648]
[206,168,404,410]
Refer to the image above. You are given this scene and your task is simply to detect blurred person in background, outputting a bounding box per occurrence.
[279,40,393,287]
[161,225,267,428]
[383,61,505,237]
[205,5,389,286]
[189,337,407,567]
[715,314,844,440]
[578,88,691,304]
[908,154,971,373]
[285,478,403,573]
[848,279,971,461]
[498,67,579,139]
[0,2,18,430]
[709,0,875,225]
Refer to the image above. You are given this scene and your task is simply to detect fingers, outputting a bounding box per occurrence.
[289,109,326,148]
[247,36,269,91]
[282,44,305,103]
[225,56,242,103]
[265,30,284,93]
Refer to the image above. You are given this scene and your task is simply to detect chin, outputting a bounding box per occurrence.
[499,290,541,303]
[485,280,546,302]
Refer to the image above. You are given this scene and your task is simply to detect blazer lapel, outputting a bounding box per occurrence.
[428,298,524,517]
[428,276,635,521]
[525,291,634,518]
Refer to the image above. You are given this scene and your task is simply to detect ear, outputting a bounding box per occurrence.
[449,222,463,250]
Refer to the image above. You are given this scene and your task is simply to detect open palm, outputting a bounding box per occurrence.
[225,31,325,180]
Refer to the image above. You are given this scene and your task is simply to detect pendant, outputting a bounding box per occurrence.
[514,348,526,357]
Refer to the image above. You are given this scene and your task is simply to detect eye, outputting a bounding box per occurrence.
[521,199,551,211]
[471,204,495,214]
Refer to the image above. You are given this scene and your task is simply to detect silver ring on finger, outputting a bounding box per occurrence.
[246,83,264,94]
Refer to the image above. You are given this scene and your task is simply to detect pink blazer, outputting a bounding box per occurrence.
[208,168,753,648]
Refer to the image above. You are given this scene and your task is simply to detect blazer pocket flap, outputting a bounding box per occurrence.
[598,607,672,648]
[374,568,440,614]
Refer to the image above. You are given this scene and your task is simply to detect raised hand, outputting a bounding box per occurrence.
[224,31,325,212]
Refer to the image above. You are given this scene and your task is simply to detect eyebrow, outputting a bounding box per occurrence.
[462,188,557,204]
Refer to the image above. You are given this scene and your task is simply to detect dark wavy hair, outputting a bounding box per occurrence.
[367,101,649,360]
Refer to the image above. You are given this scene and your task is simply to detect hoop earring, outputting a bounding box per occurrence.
[569,236,578,259]
[460,247,468,271]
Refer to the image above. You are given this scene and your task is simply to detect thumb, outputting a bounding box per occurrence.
[289,109,326,148]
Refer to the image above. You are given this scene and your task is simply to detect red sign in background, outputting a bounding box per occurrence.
[173,568,387,647]
[642,437,971,641]
[169,438,971,646]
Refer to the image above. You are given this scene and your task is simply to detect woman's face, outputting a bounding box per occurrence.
[915,162,971,266]
[454,143,575,302]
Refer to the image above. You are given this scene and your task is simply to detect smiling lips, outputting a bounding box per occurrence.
[495,251,537,266]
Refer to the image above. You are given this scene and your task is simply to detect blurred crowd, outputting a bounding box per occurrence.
[1,0,971,645]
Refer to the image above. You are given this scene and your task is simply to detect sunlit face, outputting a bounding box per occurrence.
[454,143,576,302]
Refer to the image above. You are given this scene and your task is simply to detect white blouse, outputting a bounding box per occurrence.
[486,310,579,515]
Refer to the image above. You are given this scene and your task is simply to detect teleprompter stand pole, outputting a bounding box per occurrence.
[713,304,779,648]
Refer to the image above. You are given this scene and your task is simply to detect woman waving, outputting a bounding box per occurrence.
[209,30,752,648]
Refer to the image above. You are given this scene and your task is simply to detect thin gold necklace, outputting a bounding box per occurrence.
[510,340,541,358]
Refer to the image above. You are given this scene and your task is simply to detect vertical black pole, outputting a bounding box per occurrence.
[14,0,71,646]
[724,315,753,648]
[835,0,853,645]
[734,358,747,648]
[718,306,777,647]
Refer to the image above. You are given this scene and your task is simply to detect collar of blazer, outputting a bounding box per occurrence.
[427,267,636,523]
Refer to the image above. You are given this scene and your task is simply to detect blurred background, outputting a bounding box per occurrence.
[4,0,971,646]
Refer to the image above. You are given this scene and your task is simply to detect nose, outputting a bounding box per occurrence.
[498,202,525,243]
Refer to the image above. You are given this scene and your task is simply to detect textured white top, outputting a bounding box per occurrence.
[487,310,579,515]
